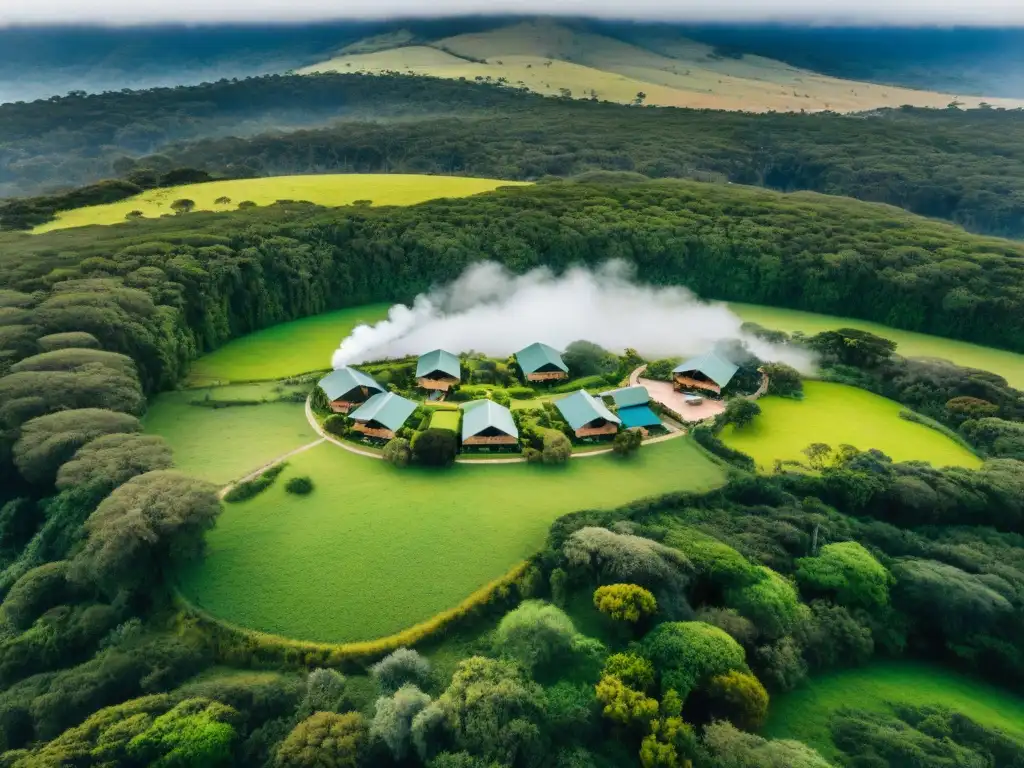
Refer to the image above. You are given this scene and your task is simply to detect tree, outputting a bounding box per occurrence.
[0,367,145,431]
[125,210,144,220]
[563,526,691,590]
[640,622,747,698]
[641,692,698,768]
[1,560,71,630]
[214,196,232,205]
[593,584,657,623]
[371,684,432,761]
[702,721,832,768]
[70,470,220,595]
[55,432,171,496]
[753,637,807,693]
[562,340,615,377]
[801,443,834,470]
[170,199,196,214]
[707,671,770,730]
[542,432,572,465]
[726,567,805,641]
[795,541,892,609]
[238,200,257,209]
[795,600,874,671]
[13,408,142,484]
[723,399,761,430]
[762,363,802,398]
[412,428,458,467]
[126,697,238,767]
[36,332,100,352]
[286,476,314,495]
[371,648,431,694]
[602,653,655,691]
[276,711,367,768]
[299,668,347,716]
[11,348,137,377]
[323,414,349,436]
[492,600,579,673]
[595,674,658,728]
[383,437,412,468]
[809,328,897,368]
[613,429,643,456]
[945,396,999,425]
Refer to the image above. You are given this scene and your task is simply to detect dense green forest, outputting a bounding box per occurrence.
[3,74,1024,238]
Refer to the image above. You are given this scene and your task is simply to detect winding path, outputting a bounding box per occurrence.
[218,437,326,499]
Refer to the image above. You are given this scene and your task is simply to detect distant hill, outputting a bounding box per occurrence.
[300,20,1024,113]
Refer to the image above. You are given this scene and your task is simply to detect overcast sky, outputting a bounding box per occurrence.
[1,0,1023,26]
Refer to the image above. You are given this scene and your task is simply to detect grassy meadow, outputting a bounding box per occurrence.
[731,303,1024,389]
[301,20,1023,113]
[722,381,982,471]
[144,385,314,485]
[764,660,1024,757]
[175,436,725,643]
[34,174,528,233]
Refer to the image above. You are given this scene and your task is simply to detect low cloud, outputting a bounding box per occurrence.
[3,0,1024,25]
[331,261,813,371]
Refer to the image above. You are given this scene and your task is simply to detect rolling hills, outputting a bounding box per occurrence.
[300,20,1024,113]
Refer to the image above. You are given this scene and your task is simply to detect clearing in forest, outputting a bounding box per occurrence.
[721,381,983,471]
[175,437,726,644]
[764,660,1024,757]
[33,174,529,233]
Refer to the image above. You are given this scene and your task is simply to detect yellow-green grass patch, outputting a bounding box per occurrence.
[721,381,982,471]
[428,410,461,431]
[144,388,314,486]
[731,302,1024,389]
[764,660,1024,758]
[185,304,391,386]
[33,174,530,233]
[175,437,726,644]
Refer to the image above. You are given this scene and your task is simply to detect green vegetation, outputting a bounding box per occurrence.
[732,303,1024,389]
[427,409,460,431]
[765,661,1024,756]
[721,381,983,470]
[185,305,391,385]
[33,175,529,233]
[175,437,725,643]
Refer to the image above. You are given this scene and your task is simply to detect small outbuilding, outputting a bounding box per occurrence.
[416,349,461,392]
[516,342,569,382]
[348,392,418,440]
[318,367,386,413]
[601,385,662,431]
[600,385,651,409]
[555,390,621,438]
[461,399,519,447]
[672,351,739,395]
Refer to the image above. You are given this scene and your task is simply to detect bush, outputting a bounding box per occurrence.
[383,437,412,468]
[602,653,655,691]
[640,621,747,697]
[285,476,314,495]
[371,648,432,694]
[692,425,756,471]
[763,362,803,398]
[507,387,537,399]
[707,670,770,730]
[612,429,642,456]
[795,541,892,609]
[36,332,100,352]
[726,567,805,641]
[223,463,286,503]
[542,432,572,465]
[493,600,580,673]
[323,414,349,437]
[722,399,761,429]
[411,429,458,467]
[237,200,257,209]
[593,584,657,623]
[276,711,367,768]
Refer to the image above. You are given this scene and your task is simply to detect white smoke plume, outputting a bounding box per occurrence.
[331,260,814,371]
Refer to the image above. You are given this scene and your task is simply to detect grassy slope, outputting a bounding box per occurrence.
[731,303,1024,389]
[176,437,725,643]
[34,174,529,233]
[722,381,982,471]
[765,660,1024,757]
[185,304,392,386]
[144,387,314,486]
[300,20,1024,113]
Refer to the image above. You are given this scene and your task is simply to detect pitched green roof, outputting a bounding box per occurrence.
[600,385,650,408]
[318,367,384,401]
[555,390,621,431]
[349,392,417,431]
[515,342,568,375]
[416,349,461,380]
[461,399,518,440]
[673,351,740,388]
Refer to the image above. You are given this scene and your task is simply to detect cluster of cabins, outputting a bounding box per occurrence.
[317,342,739,447]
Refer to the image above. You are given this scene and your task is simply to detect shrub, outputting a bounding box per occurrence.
[602,653,655,691]
[707,670,770,730]
[595,674,658,728]
[542,432,572,465]
[640,621,747,697]
[371,684,432,761]
[795,541,892,609]
[323,414,349,437]
[523,447,542,463]
[493,600,579,673]
[169,199,195,214]
[703,721,832,768]
[300,668,346,715]
[612,429,642,456]
[237,201,257,209]
[763,362,803,398]
[726,567,805,641]
[285,476,314,495]
[722,399,761,429]
[223,463,286,503]
[276,711,367,768]
[411,428,458,467]
[692,425,756,471]
[507,387,537,399]
[383,437,412,468]
[563,526,691,590]
[371,648,432,694]
[593,584,657,622]
[37,332,100,352]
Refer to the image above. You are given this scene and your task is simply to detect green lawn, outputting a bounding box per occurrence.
[144,388,314,486]
[175,436,725,643]
[185,305,391,385]
[731,302,1024,389]
[34,174,530,233]
[722,381,982,471]
[764,661,1024,757]
[428,410,461,431]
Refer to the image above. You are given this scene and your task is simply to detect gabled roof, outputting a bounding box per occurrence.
[461,399,518,440]
[416,348,461,380]
[555,390,622,431]
[618,405,661,429]
[600,385,650,409]
[318,366,385,401]
[349,392,417,431]
[672,351,740,388]
[515,342,568,375]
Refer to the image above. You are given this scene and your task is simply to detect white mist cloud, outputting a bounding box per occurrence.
[331,261,813,372]
[2,0,1024,25]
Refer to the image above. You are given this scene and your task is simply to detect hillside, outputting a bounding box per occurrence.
[300,20,1024,113]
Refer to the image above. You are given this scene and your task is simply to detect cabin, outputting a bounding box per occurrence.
[317,367,386,413]
[601,385,662,432]
[555,390,621,439]
[672,351,739,395]
[416,349,461,394]
[515,342,569,383]
[348,392,417,440]
[461,399,519,448]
